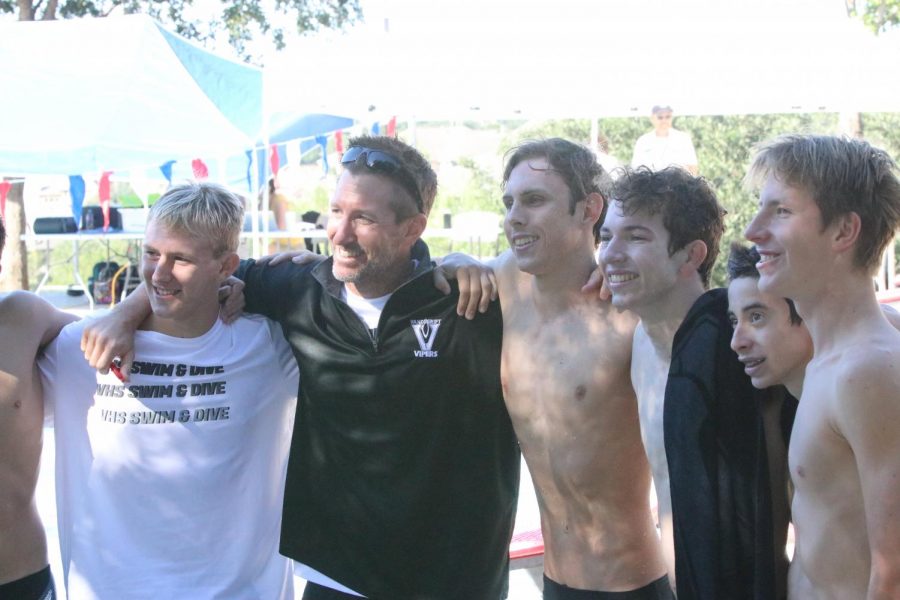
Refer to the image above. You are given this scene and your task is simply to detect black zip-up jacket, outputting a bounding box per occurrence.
[236,241,520,599]
[665,288,778,600]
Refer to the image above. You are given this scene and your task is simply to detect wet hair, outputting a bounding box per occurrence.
[611,166,725,287]
[745,134,900,274]
[502,138,611,242]
[343,135,438,220]
[148,182,244,257]
[727,243,802,325]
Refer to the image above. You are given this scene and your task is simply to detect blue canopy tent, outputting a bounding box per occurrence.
[0,14,263,177]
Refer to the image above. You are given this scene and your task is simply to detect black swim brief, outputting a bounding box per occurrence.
[0,565,56,600]
[543,574,674,600]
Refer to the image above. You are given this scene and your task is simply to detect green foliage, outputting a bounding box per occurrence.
[848,0,900,34]
[8,0,362,63]
[27,239,139,292]
[435,157,502,216]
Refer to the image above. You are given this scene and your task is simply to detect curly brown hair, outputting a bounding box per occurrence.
[611,167,725,287]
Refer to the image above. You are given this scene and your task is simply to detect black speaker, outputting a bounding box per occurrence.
[81,206,123,230]
[33,217,77,234]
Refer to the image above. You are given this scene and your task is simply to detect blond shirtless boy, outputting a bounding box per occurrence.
[0,217,76,600]
[744,134,900,599]
[449,139,670,598]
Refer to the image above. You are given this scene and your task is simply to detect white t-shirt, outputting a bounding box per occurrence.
[40,316,299,600]
[342,286,391,331]
[631,128,698,172]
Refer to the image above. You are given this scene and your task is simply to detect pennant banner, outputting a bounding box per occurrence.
[335,130,344,154]
[160,160,176,184]
[69,175,86,229]
[386,116,397,138]
[192,159,209,179]
[0,181,10,219]
[99,171,113,230]
[315,135,329,176]
[269,144,280,176]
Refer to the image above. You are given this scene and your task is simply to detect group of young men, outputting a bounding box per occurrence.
[1,130,899,600]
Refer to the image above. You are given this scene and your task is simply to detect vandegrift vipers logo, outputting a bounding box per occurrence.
[411,319,441,358]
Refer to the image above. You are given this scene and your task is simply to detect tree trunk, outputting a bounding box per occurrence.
[840,111,864,138]
[0,181,30,291]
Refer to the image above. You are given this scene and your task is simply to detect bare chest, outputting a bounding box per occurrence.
[501,308,633,431]
[789,374,858,504]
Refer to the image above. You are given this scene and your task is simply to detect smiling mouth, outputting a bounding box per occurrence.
[336,247,363,259]
[153,286,179,298]
[756,253,778,267]
[512,236,537,248]
[607,273,638,283]
[742,357,765,370]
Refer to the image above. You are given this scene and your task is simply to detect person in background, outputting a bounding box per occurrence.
[631,105,698,175]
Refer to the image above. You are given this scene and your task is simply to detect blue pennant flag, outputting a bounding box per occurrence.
[316,135,329,175]
[68,175,85,229]
[159,160,176,184]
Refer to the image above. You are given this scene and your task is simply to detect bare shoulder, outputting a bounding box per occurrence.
[0,291,77,346]
[0,290,55,323]
[881,303,900,332]
[492,249,518,283]
[828,333,900,433]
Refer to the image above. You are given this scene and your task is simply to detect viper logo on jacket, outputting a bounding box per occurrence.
[411,319,441,358]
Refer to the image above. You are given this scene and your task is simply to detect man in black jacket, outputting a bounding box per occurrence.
[235,136,519,599]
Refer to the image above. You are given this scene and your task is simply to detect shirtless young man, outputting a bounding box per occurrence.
[600,168,781,600]
[744,134,900,599]
[451,139,669,598]
[0,217,76,600]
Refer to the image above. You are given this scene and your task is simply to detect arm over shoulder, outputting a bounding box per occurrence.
[235,258,310,321]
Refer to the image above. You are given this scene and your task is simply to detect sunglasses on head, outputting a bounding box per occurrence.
[341,146,424,214]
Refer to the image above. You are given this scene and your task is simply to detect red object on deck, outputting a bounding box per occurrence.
[509,527,544,562]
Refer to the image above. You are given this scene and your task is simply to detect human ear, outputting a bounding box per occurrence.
[832,211,861,254]
[220,252,241,280]
[680,240,708,276]
[404,212,428,241]
[583,192,605,225]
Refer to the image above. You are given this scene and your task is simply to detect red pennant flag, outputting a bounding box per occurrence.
[99,171,113,230]
[0,181,10,219]
[192,159,209,180]
[269,144,280,176]
[335,130,344,154]
[386,116,397,138]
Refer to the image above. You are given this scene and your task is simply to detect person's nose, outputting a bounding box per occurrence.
[599,236,624,266]
[329,215,355,247]
[744,211,767,244]
[505,200,525,228]
[152,257,173,283]
[730,320,751,354]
